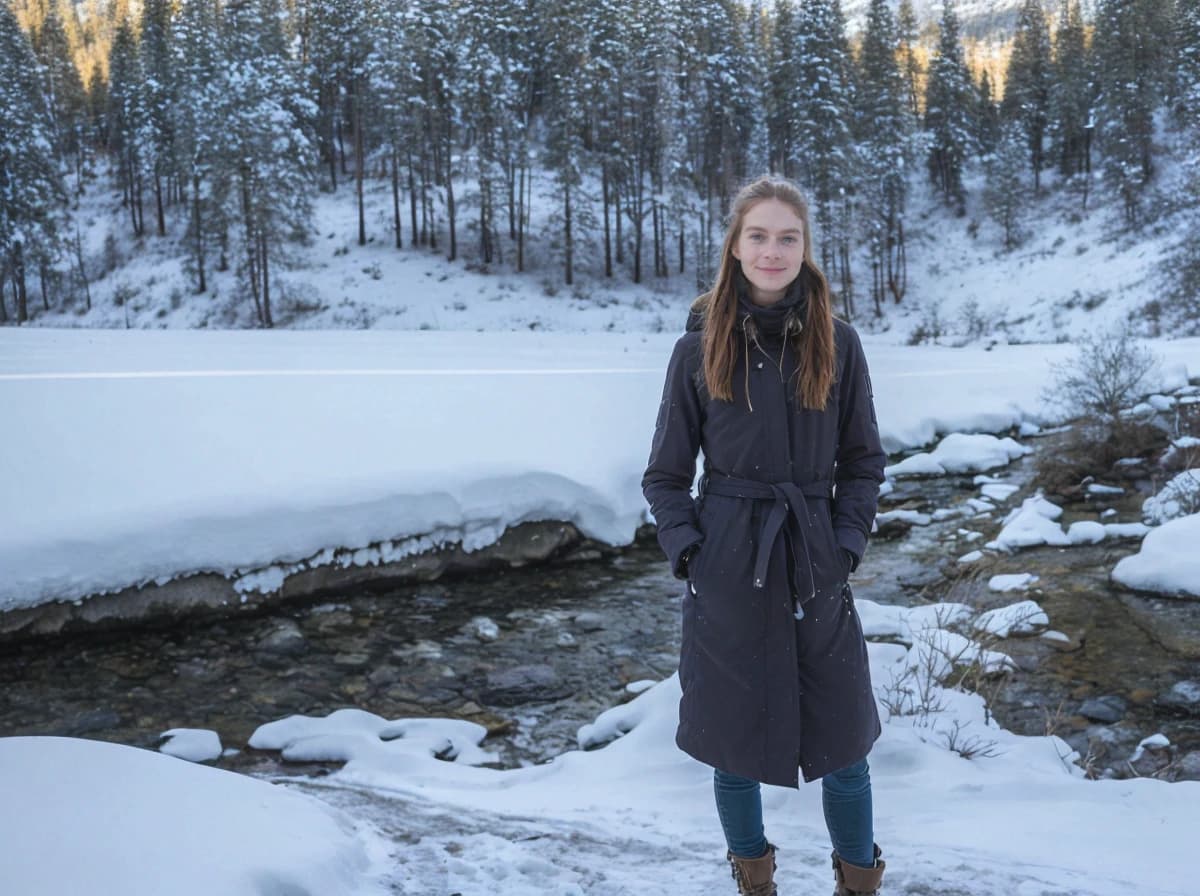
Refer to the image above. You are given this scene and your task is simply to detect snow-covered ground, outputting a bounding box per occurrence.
[2,327,1196,612]
[0,736,390,896]
[1,322,1198,894]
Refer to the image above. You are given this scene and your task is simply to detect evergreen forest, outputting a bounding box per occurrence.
[1,0,1198,329]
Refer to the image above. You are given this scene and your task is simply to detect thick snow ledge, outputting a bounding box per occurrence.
[1,329,1195,622]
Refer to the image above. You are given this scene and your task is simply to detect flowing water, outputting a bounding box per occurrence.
[1,440,1197,780]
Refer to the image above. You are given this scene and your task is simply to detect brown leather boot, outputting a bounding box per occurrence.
[832,844,885,895]
[727,843,777,896]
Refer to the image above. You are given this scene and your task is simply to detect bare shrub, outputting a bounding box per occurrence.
[1043,324,1160,428]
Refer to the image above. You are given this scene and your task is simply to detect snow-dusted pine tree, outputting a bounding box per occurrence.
[1163,0,1200,332]
[173,0,227,293]
[0,3,67,323]
[924,1,975,214]
[1092,0,1173,226]
[221,0,317,326]
[107,17,147,236]
[1001,0,1052,191]
[984,122,1028,249]
[139,0,175,235]
[791,0,855,284]
[855,0,916,315]
[35,5,86,188]
[1049,0,1090,185]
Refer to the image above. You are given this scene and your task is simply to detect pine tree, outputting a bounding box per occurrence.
[540,0,595,284]
[222,0,316,326]
[1092,0,1174,226]
[106,17,147,236]
[983,123,1028,249]
[1001,0,1052,190]
[305,0,375,242]
[976,70,1001,151]
[139,0,175,235]
[457,0,535,268]
[791,0,854,281]
[768,0,800,177]
[896,0,923,118]
[405,0,459,259]
[0,3,68,322]
[364,0,416,252]
[1164,1,1200,332]
[742,0,771,178]
[173,0,227,292]
[35,4,86,189]
[1049,0,1091,183]
[924,1,974,213]
[856,0,916,314]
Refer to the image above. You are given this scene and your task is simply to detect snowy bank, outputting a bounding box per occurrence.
[0,329,1195,616]
[241,606,1198,895]
[0,736,388,896]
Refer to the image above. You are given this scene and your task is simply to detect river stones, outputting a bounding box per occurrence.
[1078,695,1127,723]
[479,664,569,706]
[1177,752,1200,781]
[255,620,308,656]
[1160,680,1200,713]
[572,611,606,632]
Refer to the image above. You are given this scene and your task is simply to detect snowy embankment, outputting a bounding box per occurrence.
[178,603,1194,895]
[0,737,390,896]
[0,328,1196,613]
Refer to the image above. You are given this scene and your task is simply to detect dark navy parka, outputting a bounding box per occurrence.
[642,283,887,787]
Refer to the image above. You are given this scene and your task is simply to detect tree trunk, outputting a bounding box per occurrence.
[74,224,92,309]
[615,185,623,266]
[13,242,28,323]
[391,145,403,249]
[191,174,207,293]
[407,147,418,246]
[602,166,612,278]
[564,179,573,286]
[260,230,272,328]
[326,83,338,191]
[445,122,456,262]
[355,79,366,246]
[154,170,166,236]
[517,162,526,272]
[507,158,517,240]
[240,170,262,323]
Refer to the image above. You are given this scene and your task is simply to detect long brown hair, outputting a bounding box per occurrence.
[695,176,836,411]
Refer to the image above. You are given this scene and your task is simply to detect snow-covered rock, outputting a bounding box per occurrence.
[987,494,1070,551]
[974,600,1049,637]
[158,729,222,763]
[988,573,1039,592]
[1111,514,1200,598]
[886,433,1031,479]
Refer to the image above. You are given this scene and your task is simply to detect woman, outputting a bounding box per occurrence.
[642,176,888,896]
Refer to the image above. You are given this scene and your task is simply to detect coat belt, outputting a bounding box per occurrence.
[701,472,833,616]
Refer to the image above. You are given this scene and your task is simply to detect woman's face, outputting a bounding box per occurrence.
[731,198,806,307]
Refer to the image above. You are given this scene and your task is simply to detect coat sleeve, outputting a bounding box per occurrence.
[832,327,886,569]
[641,335,705,579]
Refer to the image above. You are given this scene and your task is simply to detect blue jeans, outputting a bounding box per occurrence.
[713,758,874,867]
